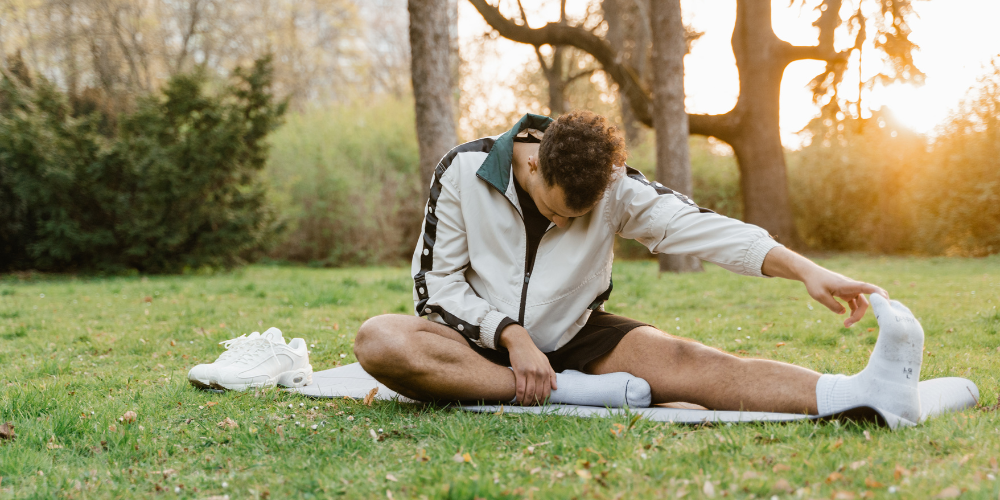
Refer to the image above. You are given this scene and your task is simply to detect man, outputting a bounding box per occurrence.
[354,111,923,425]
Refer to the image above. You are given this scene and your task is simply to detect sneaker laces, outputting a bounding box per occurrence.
[214,333,259,363]
[231,331,282,365]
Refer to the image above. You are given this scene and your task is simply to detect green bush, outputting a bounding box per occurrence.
[265,97,422,266]
[0,57,285,273]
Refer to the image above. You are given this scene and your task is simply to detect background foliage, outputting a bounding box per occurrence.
[0,57,286,273]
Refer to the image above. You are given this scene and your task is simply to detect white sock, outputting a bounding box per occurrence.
[551,370,652,407]
[506,369,652,407]
[815,294,923,423]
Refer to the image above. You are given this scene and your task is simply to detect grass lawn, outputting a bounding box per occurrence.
[1,256,999,499]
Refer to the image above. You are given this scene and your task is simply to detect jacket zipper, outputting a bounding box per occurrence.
[477,173,536,326]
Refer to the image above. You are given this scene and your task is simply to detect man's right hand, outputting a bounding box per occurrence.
[498,324,557,405]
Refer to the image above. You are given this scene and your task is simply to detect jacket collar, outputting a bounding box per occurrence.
[476,113,554,194]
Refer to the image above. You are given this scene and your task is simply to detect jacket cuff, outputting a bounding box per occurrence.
[743,236,783,278]
[478,310,512,350]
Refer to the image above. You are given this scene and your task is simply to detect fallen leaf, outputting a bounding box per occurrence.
[772,464,791,473]
[143,296,153,303]
[369,429,379,441]
[959,453,973,465]
[108,424,117,432]
[894,464,911,481]
[610,423,626,437]
[576,469,592,480]
[0,422,14,441]
[385,474,398,482]
[990,457,998,470]
[204,402,218,408]
[863,430,872,441]
[702,480,715,497]
[413,448,430,462]
[121,410,137,423]
[826,472,844,483]
[772,478,793,493]
[153,469,177,477]
[832,491,856,499]
[865,476,884,488]
[462,452,472,463]
[742,471,761,480]
[363,387,378,406]
[775,342,785,347]
[452,453,464,463]
[935,486,961,498]
[217,418,238,430]
[831,437,843,450]
[529,467,542,475]
[850,460,867,470]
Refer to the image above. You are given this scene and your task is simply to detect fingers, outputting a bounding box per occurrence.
[842,281,889,300]
[523,374,537,405]
[844,294,869,327]
[515,373,526,405]
[814,291,846,314]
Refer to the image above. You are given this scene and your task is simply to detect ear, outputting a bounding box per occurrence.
[528,155,539,173]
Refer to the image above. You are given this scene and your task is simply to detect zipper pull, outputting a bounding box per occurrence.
[524,272,530,284]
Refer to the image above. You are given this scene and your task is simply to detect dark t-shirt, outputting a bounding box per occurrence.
[512,172,551,277]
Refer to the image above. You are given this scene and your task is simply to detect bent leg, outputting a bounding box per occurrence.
[586,326,820,414]
[353,314,515,403]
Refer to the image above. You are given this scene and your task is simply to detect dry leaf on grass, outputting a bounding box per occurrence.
[826,472,845,483]
[702,480,715,497]
[894,464,911,480]
[772,479,792,493]
[850,460,867,470]
[832,491,856,500]
[865,476,884,488]
[935,486,962,498]
[772,463,791,473]
[363,387,378,406]
[413,448,430,462]
[217,418,238,430]
[121,410,137,423]
[204,402,218,408]
[385,474,398,482]
[46,436,63,449]
[831,437,843,449]
[0,422,15,441]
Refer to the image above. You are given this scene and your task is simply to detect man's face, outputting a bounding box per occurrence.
[528,176,594,229]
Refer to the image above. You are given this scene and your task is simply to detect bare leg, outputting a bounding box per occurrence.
[353,314,515,403]
[586,326,820,414]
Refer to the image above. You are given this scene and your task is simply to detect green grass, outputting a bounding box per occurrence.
[1,257,999,499]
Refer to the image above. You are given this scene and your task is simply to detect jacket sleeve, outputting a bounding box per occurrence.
[607,173,783,277]
[412,164,516,350]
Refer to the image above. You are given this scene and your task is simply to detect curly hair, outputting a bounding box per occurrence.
[537,110,627,212]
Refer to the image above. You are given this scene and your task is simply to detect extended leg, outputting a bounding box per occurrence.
[586,326,821,414]
[353,315,516,403]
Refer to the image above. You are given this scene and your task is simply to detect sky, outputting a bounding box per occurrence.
[458,0,1000,148]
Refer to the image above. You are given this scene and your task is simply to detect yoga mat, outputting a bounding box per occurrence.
[291,363,979,430]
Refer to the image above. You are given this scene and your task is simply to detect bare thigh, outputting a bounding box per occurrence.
[586,326,819,413]
[353,314,516,403]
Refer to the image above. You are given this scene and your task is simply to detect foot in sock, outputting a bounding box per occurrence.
[545,370,652,408]
[815,293,923,423]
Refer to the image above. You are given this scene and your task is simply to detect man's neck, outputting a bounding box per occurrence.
[512,142,540,192]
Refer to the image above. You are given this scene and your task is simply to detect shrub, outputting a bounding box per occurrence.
[0,57,285,273]
[265,97,422,266]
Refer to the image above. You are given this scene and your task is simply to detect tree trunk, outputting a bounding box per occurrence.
[408,0,458,196]
[603,0,649,147]
[728,0,799,247]
[650,0,702,273]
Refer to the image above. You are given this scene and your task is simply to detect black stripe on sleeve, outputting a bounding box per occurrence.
[412,137,497,341]
[624,165,714,214]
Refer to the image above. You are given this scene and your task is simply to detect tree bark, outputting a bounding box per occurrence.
[409,0,458,196]
[604,0,649,147]
[650,0,702,273]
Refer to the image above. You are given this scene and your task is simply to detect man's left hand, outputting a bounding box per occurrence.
[762,246,889,328]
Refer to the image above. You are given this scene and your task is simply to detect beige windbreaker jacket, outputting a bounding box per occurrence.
[411,114,783,353]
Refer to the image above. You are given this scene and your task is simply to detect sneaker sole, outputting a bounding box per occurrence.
[210,366,313,391]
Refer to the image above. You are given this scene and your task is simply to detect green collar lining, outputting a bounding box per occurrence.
[476,113,554,194]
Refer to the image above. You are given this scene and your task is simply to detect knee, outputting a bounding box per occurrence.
[353,315,412,376]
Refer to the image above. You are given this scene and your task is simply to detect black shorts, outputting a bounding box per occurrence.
[463,311,648,373]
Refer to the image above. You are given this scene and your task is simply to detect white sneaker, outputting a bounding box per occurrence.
[188,330,266,389]
[210,328,313,391]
